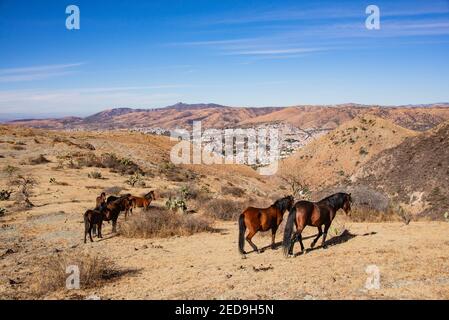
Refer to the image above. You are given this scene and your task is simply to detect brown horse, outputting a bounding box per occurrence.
[101,195,133,233]
[130,196,152,211]
[238,195,294,256]
[144,190,156,201]
[282,192,352,257]
[84,209,105,243]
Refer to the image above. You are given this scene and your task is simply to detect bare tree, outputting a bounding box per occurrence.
[278,161,310,199]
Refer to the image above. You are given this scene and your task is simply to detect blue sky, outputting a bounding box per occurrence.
[0,0,449,116]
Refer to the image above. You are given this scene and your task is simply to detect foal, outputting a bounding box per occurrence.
[84,209,105,243]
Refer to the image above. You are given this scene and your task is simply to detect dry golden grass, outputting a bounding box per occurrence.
[31,252,119,297]
[120,208,214,238]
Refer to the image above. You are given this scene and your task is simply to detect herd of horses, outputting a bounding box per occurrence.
[83,191,155,243]
[83,188,352,258]
[238,192,352,257]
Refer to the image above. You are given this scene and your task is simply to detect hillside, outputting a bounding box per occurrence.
[1,124,449,300]
[278,115,417,190]
[353,120,449,218]
[241,105,449,132]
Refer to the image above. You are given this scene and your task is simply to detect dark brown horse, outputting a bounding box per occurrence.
[102,195,133,233]
[282,192,352,257]
[238,195,294,255]
[84,209,105,243]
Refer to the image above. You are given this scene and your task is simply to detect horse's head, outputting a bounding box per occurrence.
[343,193,352,216]
[286,195,295,211]
[275,195,295,213]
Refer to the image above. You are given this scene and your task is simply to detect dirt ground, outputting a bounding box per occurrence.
[2,200,449,300]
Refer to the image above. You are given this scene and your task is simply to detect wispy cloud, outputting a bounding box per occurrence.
[201,1,449,25]
[0,62,84,83]
[225,47,326,56]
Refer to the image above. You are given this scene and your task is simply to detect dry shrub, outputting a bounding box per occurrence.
[203,198,249,221]
[103,186,124,195]
[221,185,245,197]
[349,206,398,222]
[120,208,213,238]
[32,252,120,297]
[29,154,50,165]
[76,152,142,175]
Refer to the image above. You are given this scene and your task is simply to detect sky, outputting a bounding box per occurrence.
[0,0,449,116]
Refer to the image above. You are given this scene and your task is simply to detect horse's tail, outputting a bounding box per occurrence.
[283,206,297,256]
[84,211,90,231]
[238,213,246,255]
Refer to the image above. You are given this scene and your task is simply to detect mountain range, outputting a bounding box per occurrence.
[6,102,449,132]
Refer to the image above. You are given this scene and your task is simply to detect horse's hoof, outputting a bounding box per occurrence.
[322,246,328,250]
[286,254,294,258]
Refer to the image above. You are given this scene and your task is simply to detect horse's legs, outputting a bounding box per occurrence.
[310,226,323,248]
[84,219,89,243]
[92,224,97,237]
[271,227,278,249]
[289,225,304,255]
[112,219,117,233]
[322,223,331,249]
[98,223,103,238]
[88,226,94,242]
[298,233,305,252]
[246,229,259,253]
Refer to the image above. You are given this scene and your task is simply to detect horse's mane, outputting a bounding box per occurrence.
[273,196,292,212]
[318,193,347,210]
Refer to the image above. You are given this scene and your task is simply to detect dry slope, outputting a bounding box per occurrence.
[278,115,417,190]
[353,120,449,218]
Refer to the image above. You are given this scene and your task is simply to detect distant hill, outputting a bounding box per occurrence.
[6,102,449,131]
[353,120,449,218]
[241,105,449,131]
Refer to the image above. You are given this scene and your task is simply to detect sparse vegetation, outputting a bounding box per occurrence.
[359,147,369,155]
[3,165,19,176]
[221,185,245,197]
[11,175,37,208]
[88,171,103,179]
[204,198,248,221]
[32,252,121,297]
[165,197,188,213]
[0,207,6,216]
[120,209,213,238]
[125,172,145,187]
[49,178,69,186]
[0,189,12,201]
[28,154,50,165]
[103,186,124,195]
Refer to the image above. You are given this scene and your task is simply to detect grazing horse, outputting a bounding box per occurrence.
[282,192,352,257]
[238,195,294,255]
[84,209,105,243]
